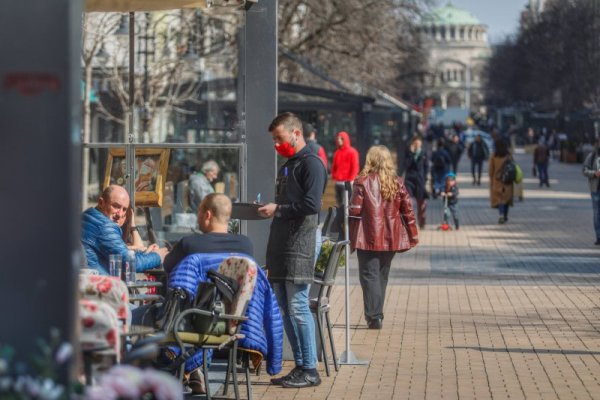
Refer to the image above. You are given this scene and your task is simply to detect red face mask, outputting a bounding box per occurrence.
[275,141,296,158]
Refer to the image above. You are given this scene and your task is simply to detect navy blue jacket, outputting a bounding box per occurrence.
[81,207,161,274]
[169,253,283,375]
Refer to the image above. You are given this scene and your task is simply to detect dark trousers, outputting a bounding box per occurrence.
[357,250,396,321]
[335,181,352,207]
[536,162,549,186]
[498,203,510,218]
[471,160,484,183]
[410,196,427,228]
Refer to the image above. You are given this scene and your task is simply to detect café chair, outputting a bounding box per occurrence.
[321,206,339,241]
[78,275,130,385]
[171,256,258,400]
[79,275,129,331]
[310,240,349,376]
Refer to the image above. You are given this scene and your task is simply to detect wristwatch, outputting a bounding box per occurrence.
[130,226,139,232]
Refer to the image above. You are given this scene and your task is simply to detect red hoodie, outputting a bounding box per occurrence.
[332,131,359,182]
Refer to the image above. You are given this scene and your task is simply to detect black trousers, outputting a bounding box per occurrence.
[357,249,396,321]
[471,160,484,183]
[334,181,352,207]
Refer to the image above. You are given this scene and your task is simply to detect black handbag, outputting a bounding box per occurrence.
[192,269,239,336]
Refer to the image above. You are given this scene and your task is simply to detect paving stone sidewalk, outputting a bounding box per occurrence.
[250,150,600,400]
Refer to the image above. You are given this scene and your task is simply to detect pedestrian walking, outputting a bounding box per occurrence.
[430,138,452,198]
[489,139,514,224]
[445,134,464,173]
[349,145,419,329]
[304,122,328,170]
[403,135,429,229]
[258,112,327,388]
[582,137,600,245]
[534,138,550,187]
[467,134,490,185]
[331,131,360,207]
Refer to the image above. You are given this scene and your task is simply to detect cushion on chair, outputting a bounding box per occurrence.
[79,299,121,360]
[217,257,258,334]
[79,275,129,324]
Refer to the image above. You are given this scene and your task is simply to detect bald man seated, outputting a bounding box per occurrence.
[81,185,169,274]
[163,193,254,273]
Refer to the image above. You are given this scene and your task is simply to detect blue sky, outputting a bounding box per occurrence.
[433,0,529,43]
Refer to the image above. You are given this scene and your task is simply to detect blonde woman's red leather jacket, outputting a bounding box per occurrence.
[349,173,418,252]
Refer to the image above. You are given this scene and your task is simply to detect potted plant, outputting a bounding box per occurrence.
[561,140,578,163]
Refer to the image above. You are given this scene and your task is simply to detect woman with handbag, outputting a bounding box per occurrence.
[349,146,419,330]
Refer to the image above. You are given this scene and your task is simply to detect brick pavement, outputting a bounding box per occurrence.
[249,150,600,400]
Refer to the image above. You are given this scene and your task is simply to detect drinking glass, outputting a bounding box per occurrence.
[108,254,122,278]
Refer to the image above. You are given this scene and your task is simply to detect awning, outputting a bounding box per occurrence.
[85,0,250,12]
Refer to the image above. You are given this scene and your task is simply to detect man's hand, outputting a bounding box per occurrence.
[595,170,600,178]
[145,243,159,253]
[153,247,169,263]
[258,203,278,218]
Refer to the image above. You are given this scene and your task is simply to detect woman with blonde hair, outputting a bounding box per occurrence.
[349,145,419,329]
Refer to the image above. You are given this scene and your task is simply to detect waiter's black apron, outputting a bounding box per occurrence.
[266,154,318,284]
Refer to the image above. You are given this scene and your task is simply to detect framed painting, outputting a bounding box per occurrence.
[103,148,171,207]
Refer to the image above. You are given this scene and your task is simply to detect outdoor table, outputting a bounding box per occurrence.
[126,280,163,289]
[122,324,156,338]
[128,293,163,304]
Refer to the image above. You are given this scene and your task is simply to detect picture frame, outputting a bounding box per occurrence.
[103,148,171,207]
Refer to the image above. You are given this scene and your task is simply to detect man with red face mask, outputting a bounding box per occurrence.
[258,112,327,388]
[331,131,360,207]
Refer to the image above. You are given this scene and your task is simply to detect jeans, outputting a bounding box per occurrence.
[357,250,396,321]
[272,282,317,369]
[498,203,509,218]
[536,162,549,186]
[471,160,483,183]
[444,203,459,227]
[592,192,600,241]
[432,169,446,195]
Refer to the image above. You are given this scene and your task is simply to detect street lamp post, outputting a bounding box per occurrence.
[140,12,154,143]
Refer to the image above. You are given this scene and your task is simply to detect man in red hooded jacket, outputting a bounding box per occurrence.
[331,131,360,206]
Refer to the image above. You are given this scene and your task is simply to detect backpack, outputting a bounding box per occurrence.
[499,159,517,185]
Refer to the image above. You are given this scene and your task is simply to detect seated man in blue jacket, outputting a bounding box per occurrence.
[81,185,169,274]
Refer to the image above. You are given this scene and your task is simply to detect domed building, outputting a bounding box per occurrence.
[418,2,491,121]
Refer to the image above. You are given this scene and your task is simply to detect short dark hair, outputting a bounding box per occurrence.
[269,112,303,134]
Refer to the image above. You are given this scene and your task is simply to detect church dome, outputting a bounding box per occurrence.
[422,3,482,26]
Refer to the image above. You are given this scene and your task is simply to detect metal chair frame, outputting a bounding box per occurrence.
[311,240,349,376]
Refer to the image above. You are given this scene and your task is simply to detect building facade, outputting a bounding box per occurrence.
[418,2,491,121]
